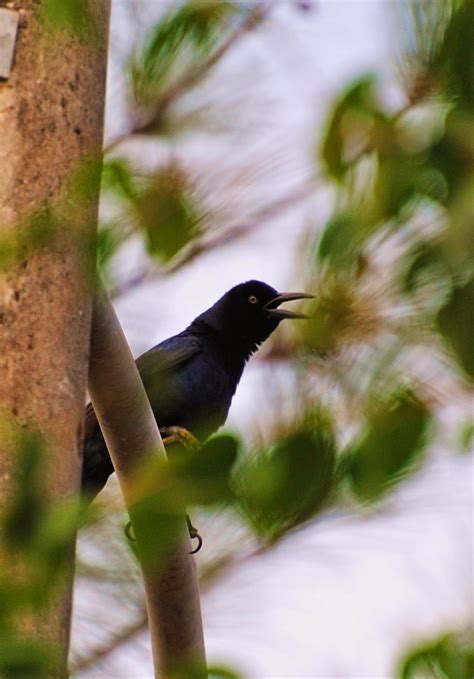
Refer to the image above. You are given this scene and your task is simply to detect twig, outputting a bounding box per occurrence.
[71,613,149,672]
[104,3,271,155]
[110,178,318,299]
[71,546,269,673]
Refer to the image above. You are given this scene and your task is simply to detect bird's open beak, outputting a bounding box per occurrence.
[264,292,314,319]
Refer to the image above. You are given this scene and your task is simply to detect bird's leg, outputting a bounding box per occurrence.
[159,426,203,553]
[159,426,200,451]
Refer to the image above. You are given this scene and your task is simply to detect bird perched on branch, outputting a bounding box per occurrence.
[82,280,312,503]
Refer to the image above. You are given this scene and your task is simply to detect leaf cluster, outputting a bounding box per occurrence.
[0,427,88,675]
[316,0,474,381]
[399,630,474,679]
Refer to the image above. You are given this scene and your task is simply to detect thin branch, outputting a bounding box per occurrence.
[71,547,269,673]
[88,279,206,677]
[71,613,148,672]
[104,3,271,155]
[110,178,318,299]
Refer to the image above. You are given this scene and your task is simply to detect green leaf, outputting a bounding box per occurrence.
[346,389,431,502]
[437,277,474,379]
[40,0,97,40]
[128,495,183,569]
[370,153,425,224]
[431,0,474,111]
[238,412,337,540]
[428,110,474,204]
[33,498,80,579]
[0,637,54,677]
[96,225,122,272]
[135,164,203,261]
[2,432,46,551]
[130,1,238,108]
[169,434,239,505]
[320,75,380,179]
[101,159,139,202]
[208,666,243,679]
[402,240,446,293]
[317,211,361,265]
[399,632,474,679]
[459,421,474,453]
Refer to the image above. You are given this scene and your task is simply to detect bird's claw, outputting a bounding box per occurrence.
[189,530,203,554]
[124,516,203,554]
[186,513,203,554]
[160,426,200,451]
[124,520,136,542]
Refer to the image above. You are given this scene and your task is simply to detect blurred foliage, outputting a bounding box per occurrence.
[167,658,243,679]
[100,158,206,266]
[316,0,474,388]
[0,206,59,271]
[40,0,98,40]
[2,0,473,673]
[128,434,238,566]
[458,421,474,453]
[129,1,239,111]
[399,631,474,679]
[437,277,474,379]
[343,389,431,502]
[0,424,86,675]
[236,411,337,541]
[135,163,205,261]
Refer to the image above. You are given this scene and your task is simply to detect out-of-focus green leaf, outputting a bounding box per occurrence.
[2,431,46,551]
[33,499,80,581]
[67,155,104,204]
[317,211,362,265]
[371,155,422,223]
[320,75,381,179]
[164,659,242,679]
[40,0,97,40]
[168,433,239,505]
[208,666,243,679]
[345,389,431,502]
[238,412,337,540]
[302,278,357,354]
[437,277,474,379]
[130,1,239,109]
[101,159,139,202]
[135,164,203,261]
[459,421,474,453]
[128,495,183,569]
[127,434,238,566]
[402,240,446,293]
[399,632,474,679]
[0,205,61,270]
[0,636,54,678]
[431,0,474,111]
[428,110,474,204]
[96,225,120,268]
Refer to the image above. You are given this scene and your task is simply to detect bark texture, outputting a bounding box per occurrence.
[0,1,110,674]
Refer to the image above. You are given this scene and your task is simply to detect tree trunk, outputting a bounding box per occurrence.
[0,1,110,674]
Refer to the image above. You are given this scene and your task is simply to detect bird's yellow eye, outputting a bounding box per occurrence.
[249,295,258,304]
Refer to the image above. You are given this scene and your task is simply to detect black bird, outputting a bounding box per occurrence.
[82,280,312,502]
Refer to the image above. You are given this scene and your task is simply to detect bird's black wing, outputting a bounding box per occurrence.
[135,334,201,394]
[81,333,202,500]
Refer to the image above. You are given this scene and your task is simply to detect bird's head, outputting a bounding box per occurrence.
[197,280,313,357]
